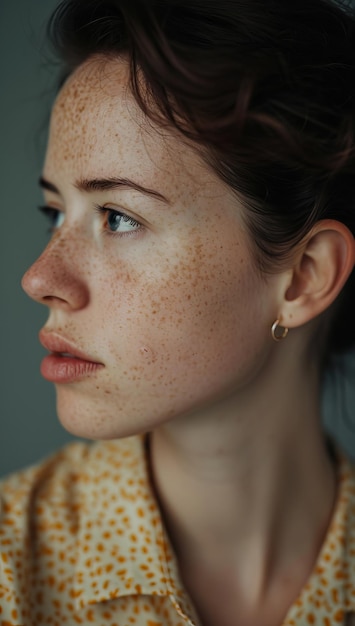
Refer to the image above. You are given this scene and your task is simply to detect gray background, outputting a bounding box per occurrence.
[0,0,78,476]
[1,0,355,478]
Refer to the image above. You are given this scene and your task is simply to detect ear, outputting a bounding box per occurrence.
[279,220,355,329]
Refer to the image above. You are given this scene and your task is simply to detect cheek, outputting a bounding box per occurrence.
[97,236,264,385]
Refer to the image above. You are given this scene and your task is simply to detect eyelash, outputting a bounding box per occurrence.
[93,204,142,236]
[38,205,143,236]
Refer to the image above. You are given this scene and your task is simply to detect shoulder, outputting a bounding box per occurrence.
[0,436,147,565]
[0,441,91,622]
[0,440,90,517]
[330,446,355,616]
[0,436,149,623]
[0,435,145,525]
[0,440,93,572]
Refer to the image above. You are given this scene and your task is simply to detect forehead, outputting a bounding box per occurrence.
[48,57,157,165]
[45,55,239,213]
[53,57,138,137]
[46,57,205,193]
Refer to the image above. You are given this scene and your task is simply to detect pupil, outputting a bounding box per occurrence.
[108,212,121,230]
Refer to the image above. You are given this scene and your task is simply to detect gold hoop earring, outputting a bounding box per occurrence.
[271,319,289,342]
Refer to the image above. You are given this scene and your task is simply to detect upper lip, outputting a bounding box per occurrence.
[39,330,102,364]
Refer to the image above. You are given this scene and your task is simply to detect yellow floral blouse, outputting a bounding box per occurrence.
[0,435,355,626]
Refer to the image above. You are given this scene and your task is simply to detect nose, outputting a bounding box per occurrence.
[21,235,90,311]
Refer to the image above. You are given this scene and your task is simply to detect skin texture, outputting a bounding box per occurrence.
[22,57,280,440]
[22,56,354,625]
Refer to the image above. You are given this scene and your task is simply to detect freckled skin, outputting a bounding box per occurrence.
[22,56,280,439]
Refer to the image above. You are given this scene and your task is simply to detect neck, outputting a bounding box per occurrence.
[149,346,338,611]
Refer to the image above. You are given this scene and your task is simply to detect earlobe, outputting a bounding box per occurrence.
[280,220,355,329]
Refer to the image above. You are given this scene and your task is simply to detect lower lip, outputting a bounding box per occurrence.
[41,354,103,383]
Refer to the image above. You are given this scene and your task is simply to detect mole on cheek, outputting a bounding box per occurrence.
[139,346,157,364]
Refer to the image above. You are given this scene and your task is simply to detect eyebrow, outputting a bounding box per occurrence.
[39,176,170,205]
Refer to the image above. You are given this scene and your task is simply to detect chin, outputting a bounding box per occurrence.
[55,390,157,441]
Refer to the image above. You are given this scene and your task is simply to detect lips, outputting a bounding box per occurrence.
[38,330,104,384]
[39,330,101,363]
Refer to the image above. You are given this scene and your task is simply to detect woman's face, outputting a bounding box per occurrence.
[22,57,279,439]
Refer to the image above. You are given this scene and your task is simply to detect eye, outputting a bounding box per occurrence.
[38,206,65,232]
[94,205,142,235]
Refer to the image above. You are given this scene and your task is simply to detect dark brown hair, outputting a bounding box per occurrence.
[48,0,355,354]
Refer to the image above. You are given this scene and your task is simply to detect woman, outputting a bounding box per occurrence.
[1,0,355,624]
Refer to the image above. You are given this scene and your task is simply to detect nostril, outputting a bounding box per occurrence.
[43,295,67,304]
